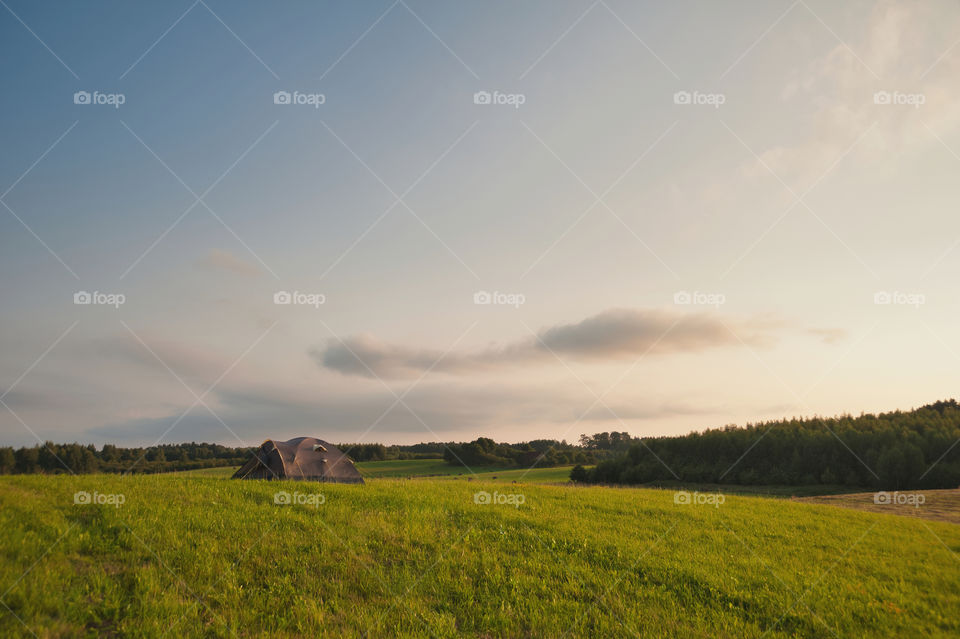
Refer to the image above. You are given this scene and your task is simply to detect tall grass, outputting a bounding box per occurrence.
[0,474,957,637]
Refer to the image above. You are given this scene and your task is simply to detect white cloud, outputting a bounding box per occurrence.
[745,1,960,185]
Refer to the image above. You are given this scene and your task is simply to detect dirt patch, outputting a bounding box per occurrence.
[795,488,960,525]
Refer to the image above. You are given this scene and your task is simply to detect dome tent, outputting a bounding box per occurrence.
[232,437,364,484]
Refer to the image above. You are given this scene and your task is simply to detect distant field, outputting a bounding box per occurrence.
[1,474,958,637]
[354,458,472,478]
[356,459,576,484]
[439,465,577,484]
[170,463,887,495]
[171,459,576,483]
[173,463,868,492]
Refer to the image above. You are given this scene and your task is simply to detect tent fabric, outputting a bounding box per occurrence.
[232,437,364,484]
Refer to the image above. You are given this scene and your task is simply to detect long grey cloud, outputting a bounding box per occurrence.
[314,307,791,379]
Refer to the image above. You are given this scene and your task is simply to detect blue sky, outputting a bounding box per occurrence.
[2,0,960,447]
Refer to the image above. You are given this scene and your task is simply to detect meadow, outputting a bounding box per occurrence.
[1,466,958,638]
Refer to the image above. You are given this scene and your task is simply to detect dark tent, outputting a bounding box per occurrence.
[232,437,364,484]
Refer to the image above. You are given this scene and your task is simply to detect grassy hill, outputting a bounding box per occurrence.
[1,474,957,637]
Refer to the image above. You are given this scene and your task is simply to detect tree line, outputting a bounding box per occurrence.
[572,400,960,490]
[0,442,252,475]
[442,437,602,469]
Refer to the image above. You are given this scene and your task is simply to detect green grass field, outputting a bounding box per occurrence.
[355,460,575,484]
[171,466,239,478]
[1,472,957,638]
[354,459,477,478]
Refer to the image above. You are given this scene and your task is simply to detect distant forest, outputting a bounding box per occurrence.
[0,442,252,475]
[573,400,960,490]
[442,437,590,468]
[439,433,638,469]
